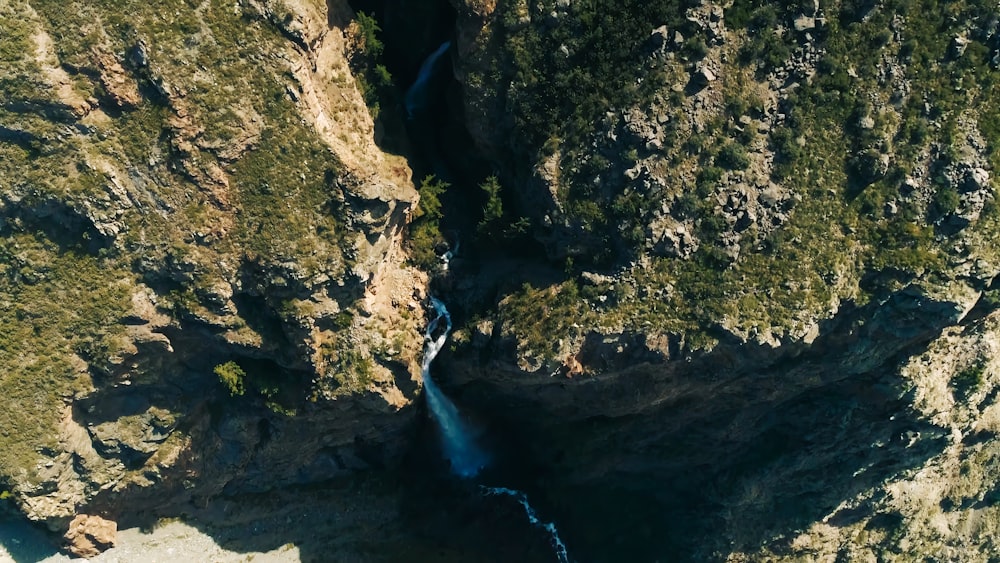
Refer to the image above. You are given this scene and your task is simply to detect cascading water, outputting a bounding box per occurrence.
[409,35,572,559]
[405,41,452,119]
[421,297,490,477]
[420,298,574,561]
[483,487,571,563]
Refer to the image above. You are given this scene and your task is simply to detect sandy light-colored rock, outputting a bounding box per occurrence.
[63,515,116,559]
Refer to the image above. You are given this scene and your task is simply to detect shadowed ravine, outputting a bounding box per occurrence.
[421,297,571,563]
[405,41,451,120]
[403,30,574,561]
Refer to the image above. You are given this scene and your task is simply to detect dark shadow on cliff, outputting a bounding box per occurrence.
[441,288,960,561]
[0,198,112,256]
[0,514,63,563]
[48,300,561,563]
[46,292,487,562]
[58,394,564,562]
[343,0,480,183]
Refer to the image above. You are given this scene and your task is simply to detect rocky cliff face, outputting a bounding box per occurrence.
[435,0,1000,560]
[0,0,428,552]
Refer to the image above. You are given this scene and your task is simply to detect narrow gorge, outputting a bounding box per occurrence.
[405,34,572,562]
[2,0,1000,561]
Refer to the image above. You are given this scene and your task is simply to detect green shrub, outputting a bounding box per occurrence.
[478,175,505,238]
[684,133,709,155]
[953,361,987,395]
[354,11,384,59]
[717,143,751,170]
[724,95,750,119]
[214,361,246,396]
[696,166,724,196]
[873,29,892,47]
[336,350,374,389]
[682,36,709,60]
[932,186,960,217]
[675,192,700,217]
[407,176,449,270]
[333,310,354,330]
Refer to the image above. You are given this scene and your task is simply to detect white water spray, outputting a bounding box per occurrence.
[422,278,572,561]
[422,297,490,477]
[483,486,571,563]
[405,41,451,118]
[440,239,459,271]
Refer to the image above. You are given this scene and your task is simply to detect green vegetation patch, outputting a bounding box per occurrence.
[30,0,355,284]
[406,175,449,271]
[499,280,596,357]
[0,232,132,483]
[215,361,246,396]
[494,0,685,147]
[490,0,999,364]
[231,117,345,271]
[464,0,692,254]
[0,2,63,105]
[952,359,987,397]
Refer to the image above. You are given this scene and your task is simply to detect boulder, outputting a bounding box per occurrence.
[64,514,117,558]
[650,25,669,48]
[760,185,783,208]
[968,167,990,191]
[653,223,699,258]
[794,15,816,32]
[692,65,716,89]
[951,35,969,58]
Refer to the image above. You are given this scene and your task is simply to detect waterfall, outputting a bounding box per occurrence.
[405,41,452,119]
[482,487,572,563]
[422,297,489,477]
[422,290,572,561]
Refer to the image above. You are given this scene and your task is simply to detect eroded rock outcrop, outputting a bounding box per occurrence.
[4,0,1000,561]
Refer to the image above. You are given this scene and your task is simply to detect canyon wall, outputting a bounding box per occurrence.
[3,0,1000,561]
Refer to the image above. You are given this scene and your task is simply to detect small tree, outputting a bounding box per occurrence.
[354,11,384,59]
[932,185,960,217]
[477,175,504,238]
[349,12,392,120]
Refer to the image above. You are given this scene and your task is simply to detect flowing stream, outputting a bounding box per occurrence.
[410,39,571,562]
[483,487,572,563]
